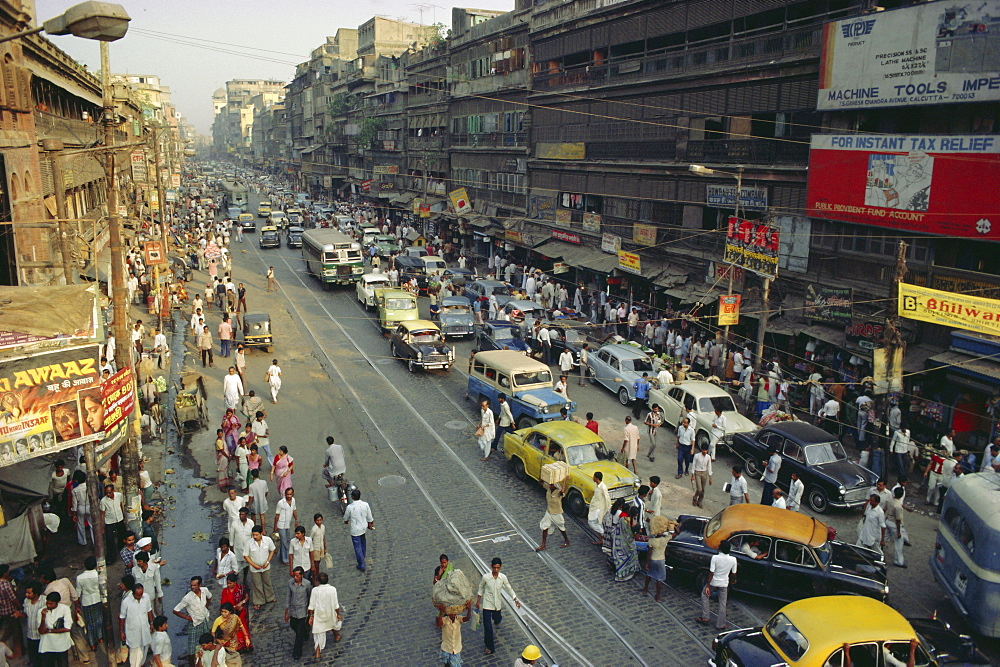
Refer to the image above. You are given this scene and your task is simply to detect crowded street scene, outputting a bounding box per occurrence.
[1,0,999,666]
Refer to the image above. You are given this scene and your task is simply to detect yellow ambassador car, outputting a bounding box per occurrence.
[711,596,990,667]
[503,420,639,516]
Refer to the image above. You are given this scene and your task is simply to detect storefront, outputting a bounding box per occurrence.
[926,332,1000,449]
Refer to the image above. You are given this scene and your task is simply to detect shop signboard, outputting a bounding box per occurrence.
[552,229,580,244]
[582,212,601,232]
[149,189,159,211]
[0,344,102,467]
[706,185,768,212]
[617,250,641,275]
[130,151,147,182]
[633,224,657,246]
[143,240,167,266]
[413,197,423,215]
[718,295,741,326]
[449,188,473,215]
[504,229,523,244]
[165,189,177,203]
[373,165,399,175]
[845,320,885,351]
[806,134,1000,238]
[419,203,430,218]
[322,176,332,189]
[555,209,572,225]
[707,262,745,292]
[553,262,570,274]
[601,233,621,254]
[536,142,586,160]
[360,179,373,192]
[529,193,556,221]
[170,173,181,188]
[899,282,1000,337]
[817,1,1000,111]
[378,182,396,192]
[804,285,853,325]
[724,217,779,278]
[101,367,135,433]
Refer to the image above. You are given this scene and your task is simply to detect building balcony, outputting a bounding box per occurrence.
[587,141,676,161]
[451,132,526,148]
[408,135,446,150]
[34,111,100,146]
[686,138,808,166]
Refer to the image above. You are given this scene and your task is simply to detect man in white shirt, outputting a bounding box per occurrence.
[676,418,695,479]
[771,489,787,510]
[857,494,886,555]
[22,582,45,659]
[232,507,254,580]
[120,583,153,667]
[150,616,171,667]
[655,365,674,389]
[761,447,782,505]
[172,577,213,659]
[214,539,239,586]
[645,476,663,521]
[939,429,955,456]
[343,489,374,571]
[244,528,276,607]
[709,408,727,461]
[132,552,163,613]
[99,484,125,569]
[537,326,551,365]
[691,443,712,508]
[558,348,575,377]
[38,592,74,665]
[818,397,841,436]
[890,429,912,476]
[727,467,749,505]
[152,328,169,370]
[788,472,805,512]
[492,394,515,453]
[699,542,737,630]
[588,472,611,542]
[273,488,298,565]
[308,573,342,658]
[222,488,246,542]
[476,558,520,655]
[288,526,313,578]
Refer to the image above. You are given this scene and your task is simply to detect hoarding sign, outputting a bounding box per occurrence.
[101,367,135,433]
[504,230,523,243]
[706,185,768,211]
[718,295,741,326]
[818,1,1000,111]
[582,212,601,232]
[724,217,779,278]
[899,282,1000,337]
[633,223,656,246]
[373,165,398,175]
[413,197,423,215]
[552,229,580,244]
[143,240,167,266]
[805,285,853,326]
[360,179,373,192]
[601,233,620,254]
[529,193,556,221]
[449,188,472,215]
[807,134,1000,238]
[845,320,885,350]
[617,250,641,275]
[0,345,102,467]
[555,209,572,225]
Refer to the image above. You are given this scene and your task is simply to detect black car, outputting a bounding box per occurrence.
[392,255,428,292]
[533,322,589,360]
[388,320,455,372]
[475,320,531,353]
[259,228,280,249]
[729,421,879,513]
[286,225,304,248]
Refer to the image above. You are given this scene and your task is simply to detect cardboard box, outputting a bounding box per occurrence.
[540,461,570,484]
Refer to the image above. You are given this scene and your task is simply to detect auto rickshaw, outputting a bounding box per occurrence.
[237,312,273,352]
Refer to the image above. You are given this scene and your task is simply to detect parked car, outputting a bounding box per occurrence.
[405,246,428,258]
[468,350,575,430]
[235,313,272,352]
[500,299,545,324]
[258,226,280,249]
[587,343,656,405]
[539,322,589,361]
[665,504,887,603]
[356,273,391,309]
[476,320,531,353]
[503,421,639,516]
[389,320,454,372]
[649,380,757,453]
[237,213,256,232]
[729,421,879,513]
[286,225,304,248]
[422,255,447,279]
[712,595,990,667]
[464,280,514,309]
[375,288,419,331]
[438,296,475,338]
[361,227,380,246]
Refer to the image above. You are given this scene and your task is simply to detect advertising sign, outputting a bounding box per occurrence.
[845,320,885,350]
[601,233,621,254]
[100,367,135,433]
[805,285,853,326]
[504,229,523,243]
[373,165,399,175]
[706,185,768,212]
[552,262,570,274]
[170,173,181,188]
[724,217,780,278]
[633,224,657,246]
[143,240,167,266]
[806,134,1000,238]
[0,345,102,467]
[412,197,423,215]
[378,182,395,192]
[449,188,473,215]
[360,179,373,192]
[552,229,580,244]
[130,151,147,182]
[617,250,641,275]
[708,262,745,291]
[529,193,556,221]
[419,203,430,218]
[818,1,1000,111]
[582,212,601,232]
[718,295,741,326]
[899,282,1000,337]
[555,209,572,225]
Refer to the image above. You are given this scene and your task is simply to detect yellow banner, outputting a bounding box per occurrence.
[633,223,656,246]
[718,295,741,326]
[899,282,1000,337]
[448,188,472,215]
[617,250,640,275]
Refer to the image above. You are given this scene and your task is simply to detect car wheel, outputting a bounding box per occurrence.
[618,387,631,406]
[564,490,586,518]
[695,431,710,453]
[390,343,397,359]
[517,416,537,430]
[695,570,711,594]
[745,457,763,479]
[587,368,596,384]
[511,457,527,482]
[408,358,416,373]
[808,486,829,514]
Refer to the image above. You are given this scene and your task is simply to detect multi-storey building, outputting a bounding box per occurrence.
[212,78,285,156]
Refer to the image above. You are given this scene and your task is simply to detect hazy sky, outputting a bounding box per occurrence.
[36,0,513,135]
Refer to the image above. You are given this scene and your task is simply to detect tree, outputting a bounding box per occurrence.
[357,117,385,147]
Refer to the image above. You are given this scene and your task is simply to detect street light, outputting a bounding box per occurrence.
[0,1,131,44]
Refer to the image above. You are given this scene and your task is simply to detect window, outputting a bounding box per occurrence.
[527,432,547,451]
[668,387,683,402]
[765,613,809,662]
[498,373,510,389]
[823,643,878,667]
[943,507,976,555]
[758,431,784,451]
[472,361,485,376]
[731,535,771,560]
[783,440,804,463]
[883,642,933,667]
[682,392,695,411]
[774,540,816,567]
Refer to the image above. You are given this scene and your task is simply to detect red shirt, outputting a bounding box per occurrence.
[928,453,945,475]
[585,420,599,435]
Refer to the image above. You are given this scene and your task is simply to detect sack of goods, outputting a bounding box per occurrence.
[540,461,570,484]
[432,569,473,614]
[649,515,678,537]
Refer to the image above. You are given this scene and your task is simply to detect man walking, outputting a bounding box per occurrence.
[691,443,712,508]
[621,416,640,475]
[266,267,278,292]
[284,567,312,660]
[307,573,342,659]
[244,527,276,609]
[760,446,782,505]
[535,481,569,551]
[218,317,233,358]
[727,466,749,505]
[788,472,805,512]
[709,407,727,461]
[857,494,886,556]
[265,359,282,404]
[100,484,125,568]
[247,470,269,528]
[698,542,737,630]
[492,394,514,453]
[475,558,520,656]
[577,343,589,386]
[251,412,272,465]
[558,348,575,383]
[676,417,694,479]
[885,487,906,568]
[120,583,153,667]
[172,577,211,667]
[631,373,650,419]
[588,472,611,545]
[343,489,374,571]
[273,488,298,565]
[197,326,214,368]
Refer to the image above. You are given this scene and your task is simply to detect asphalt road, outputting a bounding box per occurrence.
[176,194,997,665]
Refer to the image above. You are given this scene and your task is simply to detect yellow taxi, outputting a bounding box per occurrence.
[503,420,639,516]
[257,201,272,217]
[711,596,988,667]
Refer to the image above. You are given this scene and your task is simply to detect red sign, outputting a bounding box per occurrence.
[101,367,135,433]
[360,179,373,192]
[143,240,167,266]
[725,217,779,278]
[551,229,581,244]
[806,134,1000,238]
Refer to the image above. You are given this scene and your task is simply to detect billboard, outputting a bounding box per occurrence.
[706,185,768,212]
[0,345,102,467]
[101,367,135,433]
[449,188,472,215]
[718,295,741,326]
[899,282,1000,337]
[806,134,1000,238]
[724,217,779,279]
[805,285,853,326]
[818,1,1000,110]
[617,250,641,275]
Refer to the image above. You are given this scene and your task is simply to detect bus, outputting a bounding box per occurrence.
[301,229,364,288]
[220,181,248,210]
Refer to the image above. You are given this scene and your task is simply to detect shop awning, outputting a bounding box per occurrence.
[663,282,719,306]
[299,145,321,155]
[25,61,102,106]
[903,343,944,374]
[801,324,844,347]
[652,269,688,289]
[534,240,620,274]
[927,350,1000,383]
[764,317,803,337]
[390,191,416,205]
[464,215,493,230]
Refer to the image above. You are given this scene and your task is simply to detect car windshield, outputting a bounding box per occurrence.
[814,541,832,566]
[443,305,471,314]
[698,395,738,414]
[489,285,512,296]
[566,444,599,466]
[368,281,389,289]
[494,326,521,340]
[765,613,809,662]
[623,357,654,373]
[411,332,440,343]
[513,369,552,387]
[563,329,585,343]
[804,441,848,466]
[386,298,415,310]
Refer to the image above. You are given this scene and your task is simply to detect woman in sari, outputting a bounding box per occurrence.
[211,602,250,663]
[221,409,241,455]
[220,574,251,651]
[269,446,294,496]
[601,499,640,582]
[233,438,250,491]
[215,429,230,490]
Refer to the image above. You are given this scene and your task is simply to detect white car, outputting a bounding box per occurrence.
[648,380,758,452]
[357,273,391,308]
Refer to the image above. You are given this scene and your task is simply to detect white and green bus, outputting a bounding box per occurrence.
[301,228,364,288]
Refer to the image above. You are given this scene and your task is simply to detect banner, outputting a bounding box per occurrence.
[806,134,1000,238]
[899,282,1000,337]
[718,295,741,326]
[818,1,1000,111]
[373,165,398,175]
[0,345,102,467]
[101,367,135,433]
[805,285,853,326]
[582,212,601,232]
[552,229,580,244]
[617,250,640,275]
[601,233,620,254]
[449,188,472,215]
[413,197,423,215]
[706,185,768,212]
[633,224,656,246]
[724,217,779,278]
